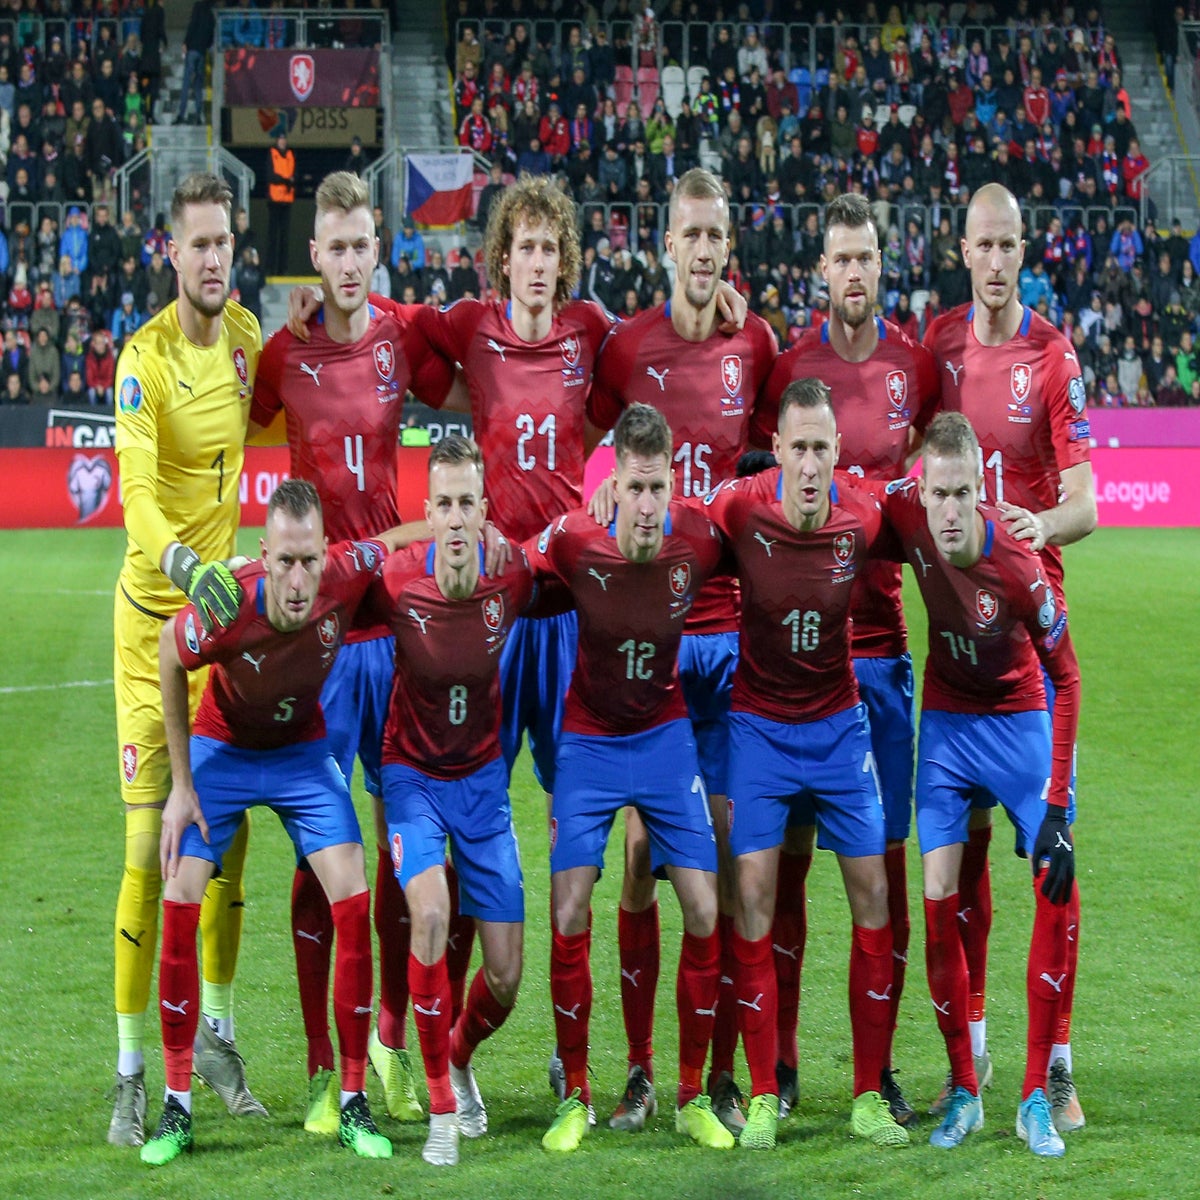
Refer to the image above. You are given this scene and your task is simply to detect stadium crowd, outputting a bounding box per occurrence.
[446,0,1200,406]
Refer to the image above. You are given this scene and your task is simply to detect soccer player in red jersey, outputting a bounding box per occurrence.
[529,405,733,1154]
[881,413,1079,1158]
[700,378,910,1152]
[924,183,1095,1131]
[586,168,778,1135]
[374,437,536,1168]
[760,193,939,1126]
[142,480,395,1167]
[250,172,459,1128]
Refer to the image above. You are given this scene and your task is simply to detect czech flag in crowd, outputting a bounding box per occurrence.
[404,152,474,226]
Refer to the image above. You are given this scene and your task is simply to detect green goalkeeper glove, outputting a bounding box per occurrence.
[166,544,242,633]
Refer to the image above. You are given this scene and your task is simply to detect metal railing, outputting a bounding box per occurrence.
[215,8,388,51]
[113,142,254,227]
[1139,156,1200,229]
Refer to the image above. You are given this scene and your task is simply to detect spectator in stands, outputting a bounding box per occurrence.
[85,327,115,405]
[1143,334,1170,397]
[539,100,570,165]
[589,26,614,97]
[1155,363,1187,406]
[0,325,29,393]
[1122,137,1149,205]
[28,323,60,396]
[85,96,123,204]
[1117,334,1145,401]
[475,160,505,231]
[3,369,30,405]
[178,0,215,125]
[1175,328,1199,391]
[144,248,175,309]
[455,60,480,122]
[109,288,144,349]
[89,204,122,278]
[343,136,369,177]
[449,246,478,301]
[266,130,296,273]
[1110,217,1144,274]
[391,216,425,271]
[59,207,88,275]
[459,95,494,153]
[457,23,483,78]
[766,68,799,123]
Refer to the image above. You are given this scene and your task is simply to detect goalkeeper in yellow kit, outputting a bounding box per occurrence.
[109,173,266,1145]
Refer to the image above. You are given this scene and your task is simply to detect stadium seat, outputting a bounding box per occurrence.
[614,65,634,111]
[699,144,722,174]
[636,66,660,119]
[661,64,686,117]
[898,103,917,126]
[910,288,931,318]
[814,65,830,89]
[687,64,707,102]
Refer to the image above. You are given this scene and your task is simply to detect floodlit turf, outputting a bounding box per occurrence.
[0,526,1196,1199]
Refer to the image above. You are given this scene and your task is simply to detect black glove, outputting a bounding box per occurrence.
[1032,809,1075,905]
[167,544,242,633]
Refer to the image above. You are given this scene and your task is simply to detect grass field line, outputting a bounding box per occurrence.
[0,677,112,695]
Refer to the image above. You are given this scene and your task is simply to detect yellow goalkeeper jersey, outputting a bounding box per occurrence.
[115,298,262,614]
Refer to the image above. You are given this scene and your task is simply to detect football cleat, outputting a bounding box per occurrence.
[930,1050,993,1116]
[1017,1088,1066,1158]
[338,1092,393,1159]
[676,1094,735,1149]
[880,1067,918,1128]
[776,1062,799,1120]
[850,1090,911,1148]
[107,1070,147,1147]
[139,1097,193,1166]
[739,1093,779,1150]
[192,1020,268,1117]
[928,1087,983,1149]
[1048,1059,1086,1133]
[304,1068,339,1136]
[709,1070,748,1137]
[421,1111,460,1166]
[368,1027,423,1121]
[608,1065,657,1132]
[548,1048,566,1101]
[542,1088,590,1153]
[449,1061,488,1138]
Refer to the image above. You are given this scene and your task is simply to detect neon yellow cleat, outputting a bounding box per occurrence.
[368,1027,423,1121]
[675,1093,735,1149]
[542,1088,590,1153]
[739,1093,779,1150]
[851,1090,911,1148]
[304,1068,339,1135]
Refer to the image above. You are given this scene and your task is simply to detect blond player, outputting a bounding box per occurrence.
[109,172,265,1145]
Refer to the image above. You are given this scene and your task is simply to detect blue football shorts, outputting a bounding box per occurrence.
[853,653,916,841]
[319,634,394,798]
[679,630,738,796]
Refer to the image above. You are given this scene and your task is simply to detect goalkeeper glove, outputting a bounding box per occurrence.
[1032,808,1075,905]
[166,543,242,633]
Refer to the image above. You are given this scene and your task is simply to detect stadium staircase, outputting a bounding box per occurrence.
[390,0,455,150]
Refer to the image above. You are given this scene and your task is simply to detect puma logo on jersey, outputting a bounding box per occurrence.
[944,362,965,385]
[772,943,799,961]
[408,608,432,634]
[241,651,266,673]
[646,364,670,390]
[588,568,612,591]
[177,379,195,396]
[754,531,777,557]
[300,362,323,385]
[487,338,508,362]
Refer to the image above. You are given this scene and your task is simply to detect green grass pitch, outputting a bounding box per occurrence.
[0,525,1196,1199]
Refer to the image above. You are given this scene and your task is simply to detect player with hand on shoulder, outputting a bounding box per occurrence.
[924,182,1095,1131]
[372,437,536,1168]
[529,404,731,1155]
[759,192,940,1126]
[249,170,461,1129]
[585,168,778,1137]
[142,479,397,1166]
[109,172,264,1146]
[880,412,1080,1158]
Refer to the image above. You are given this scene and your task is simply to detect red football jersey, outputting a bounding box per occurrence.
[525,503,724,736]
[763,317,940,657]
[882,479,1080,807]
[413,298,614,542]
[177,539,387,750]
[587,303,778,633]
[701,469,885,723]
[923,304,1091,593]
[251,304,454,641]
[375,542,536,780]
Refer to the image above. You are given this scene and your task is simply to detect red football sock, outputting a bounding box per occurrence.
[445,858,476,1024]
[450,968,513,1070]
[409,953,454,1113]
[924,895,977,1092]
[676,928,720,1107]
[884,844,910,1061]
[291,865,335,1075]
[772,850,811,1072]
[618,902,660,1078]
[160,900,201,1092]
[1055,882,1081,1047]
[1024,871,1070,1100]
[550,926,592,1105]
[708,912,739,1083]
[848,923,893,1097]
[331,891,372,1093]
[374,845,410,1050]
[959,825,993,1023]
[731,929,776,1098]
